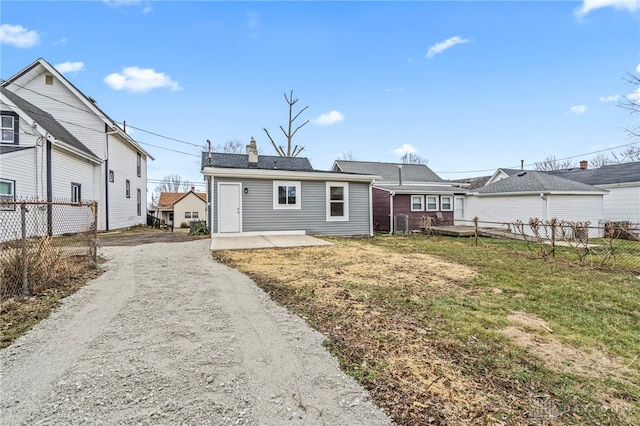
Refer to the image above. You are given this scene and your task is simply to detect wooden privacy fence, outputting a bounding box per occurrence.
[0,200,98,301]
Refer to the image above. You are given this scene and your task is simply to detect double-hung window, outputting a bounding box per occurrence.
[273,181,301,209]
[1,112,19,144]
[426,195,438,211]
[0,179,15,210]
[136,189,141,216]
[441,196,453,211]
[411,195,424,211]
[326,182,349,221]
[136,152,141,177]
[126,180,131,198]
[71,183,81,203]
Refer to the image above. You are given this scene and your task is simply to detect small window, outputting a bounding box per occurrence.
[109,170,114,182]
[426,196,438,211]
[411,195,424,211]
[0,179,16,210]
[125,180,130,198]
[1,113,18,144]
[441,196,452,211]
[185,211,192,219]
[192,211,199,219]
[71,183,81,203]
[136,188,141,216]
[45,75,54,85]
[273,181,301,209]
[136,152,141,177]
[326,182,349,221]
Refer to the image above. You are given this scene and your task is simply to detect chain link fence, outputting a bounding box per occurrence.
[420,217,640,273]
[1,199,98,301]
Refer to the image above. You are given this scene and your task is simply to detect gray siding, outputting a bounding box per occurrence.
[213,177,370,236]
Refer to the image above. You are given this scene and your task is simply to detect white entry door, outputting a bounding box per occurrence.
[219,183,241,233]
[454,196,465,221]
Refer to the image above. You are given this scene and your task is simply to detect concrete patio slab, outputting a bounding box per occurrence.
[210,234,333,251]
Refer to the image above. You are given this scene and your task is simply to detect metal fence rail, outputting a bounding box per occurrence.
[422,217,640,272]
[0,200,98,301]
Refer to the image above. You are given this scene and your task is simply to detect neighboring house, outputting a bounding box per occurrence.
[151,188,206,227]
[201,140,378,237]
[332,160,467,233]
[546,161,640,224]
[463,169,608,237]
[1,86,101,241]
[2,58,154,231]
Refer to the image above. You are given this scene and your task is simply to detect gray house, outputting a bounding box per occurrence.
[201,140,378,238]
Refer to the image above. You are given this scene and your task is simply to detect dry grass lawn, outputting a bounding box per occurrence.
[213,236,639,425]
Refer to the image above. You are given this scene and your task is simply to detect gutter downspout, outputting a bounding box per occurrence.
[390,191,395,234]
[46,136,52,236]
[368,181,374,237]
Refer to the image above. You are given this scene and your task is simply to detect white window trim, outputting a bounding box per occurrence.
[273,180,301,210]
[410,195,424,211]
[71,183,81,203]
[0,178,15,211]
[1,115,15,144]
[326,182,349,222]
[426,195,439,211]
[441,195,453,211]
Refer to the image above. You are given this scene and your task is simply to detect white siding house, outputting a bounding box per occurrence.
[463,170,607,237]
[2,58,153,231]
[1,87,102,241]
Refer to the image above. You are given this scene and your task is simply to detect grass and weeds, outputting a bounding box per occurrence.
[213,234,640,425]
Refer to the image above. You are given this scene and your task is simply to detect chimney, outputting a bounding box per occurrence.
[398,164,403,186]
[580,160,588,170]
[520,159,524,170]
[246,137,258,165]
[191,186,195,192]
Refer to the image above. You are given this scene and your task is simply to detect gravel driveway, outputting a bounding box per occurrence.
[1,239,391,425]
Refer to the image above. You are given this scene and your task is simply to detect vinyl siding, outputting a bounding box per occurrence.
[174,193,206,227]
[601,186,640,223]
[392,194,454,229]
[106,133,146,229]
[212,177,371,236]
[372,188,391,232]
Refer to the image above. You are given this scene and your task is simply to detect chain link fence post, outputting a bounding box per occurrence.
[20,203,30,296]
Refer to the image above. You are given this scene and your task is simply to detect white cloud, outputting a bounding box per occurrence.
[104,67,182,93]
[575,0,639,17]
[393,143,417,156]
[312,110,344,126]
[103,0,152,13]
[0,24,40,48]
[599,94,620,102]
[426,36,470,59]
[628,88,640,102]
[385,88,404,93]
[636,63,640,73]
[55,61,85,74]
[570,105,587,114]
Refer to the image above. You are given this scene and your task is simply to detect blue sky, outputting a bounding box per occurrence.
[2,0,639,197]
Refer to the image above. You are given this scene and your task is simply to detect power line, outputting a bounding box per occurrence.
[435,140,639,175]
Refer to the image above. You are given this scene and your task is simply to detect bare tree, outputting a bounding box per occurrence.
[401,152,428,165]
[589,153,612,169]
[336,150,357,161]
[153,173,193,203]
[535,155,575,171]
[263,90,309,157]
[213,139,244,154]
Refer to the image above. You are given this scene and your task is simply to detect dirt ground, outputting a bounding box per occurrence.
[97,227,208,246]
[0,239,391,425]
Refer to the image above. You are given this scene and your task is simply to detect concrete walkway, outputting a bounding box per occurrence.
[210,234,333,250]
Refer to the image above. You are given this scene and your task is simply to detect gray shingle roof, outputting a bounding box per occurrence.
[546,162,640,185]
[201,151,314,171]
[475,170,606,194]
[1,86,99,160]
[451,175,492,190]
[375,184,466,194]
[334,160,443,182]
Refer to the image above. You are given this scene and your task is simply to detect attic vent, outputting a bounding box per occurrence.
[45,75,53,85]
[87,96,97,104]
[517,172,527,177]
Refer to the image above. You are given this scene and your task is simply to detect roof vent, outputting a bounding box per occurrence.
[517,172,527,177]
